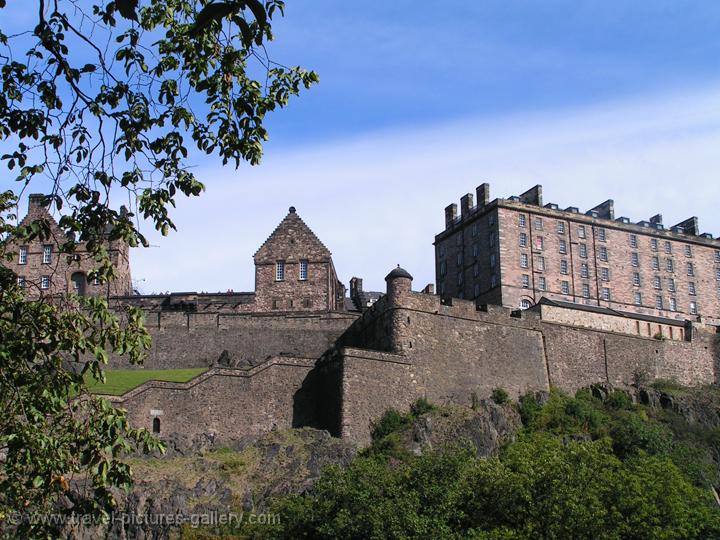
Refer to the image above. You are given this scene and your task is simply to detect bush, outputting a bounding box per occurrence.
[371,408,411,441]
[411,397,435,416]
[491,388,510,405]
[519,393,542,426]
[605,389,633,410]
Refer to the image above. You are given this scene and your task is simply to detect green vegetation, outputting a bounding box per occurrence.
[86,368,208,395]
[222,387,720,539]
[491,387,510,405]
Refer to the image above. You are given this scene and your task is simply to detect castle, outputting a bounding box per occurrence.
[7,187,720,445]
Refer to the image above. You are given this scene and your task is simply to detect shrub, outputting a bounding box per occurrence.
[371,408,410,441]
[491,388,510,405]
[606,390,633,410]
[410,397,435,416]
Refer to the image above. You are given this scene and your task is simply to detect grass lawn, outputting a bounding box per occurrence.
[85,368,208,395]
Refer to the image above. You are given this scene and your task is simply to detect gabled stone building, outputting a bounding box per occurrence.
[253,206,345,312]
[5,194,133,298]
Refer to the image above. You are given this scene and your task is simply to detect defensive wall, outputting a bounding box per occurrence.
[106,356,321,440]
[101,269,720,447]
[328,270,720,444]
[109,293,358,369]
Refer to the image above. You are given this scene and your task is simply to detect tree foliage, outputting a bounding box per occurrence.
[0,1,316,536]
[232,389,720,540]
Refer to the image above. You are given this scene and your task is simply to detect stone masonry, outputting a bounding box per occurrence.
[435,184,720,324]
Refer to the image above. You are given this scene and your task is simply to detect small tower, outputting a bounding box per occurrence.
[385,265,413,306]
[384,265,413,353]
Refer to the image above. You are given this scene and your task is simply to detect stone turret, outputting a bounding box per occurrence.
[385,265,413,305]
[384,265,414,353]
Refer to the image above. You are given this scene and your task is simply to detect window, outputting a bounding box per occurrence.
[439,246,446,258]
[489,214,496,227]
[669,298,677,311]
[472,243,479,257]
[473,263,480,277]
[489,233,496,247]
[457,272,463,286]
[41,275,50,289]
[579,244,587,258]
[457,252,463,266]
[631,252,639,267]
[685,245,692,257]
[560,259,569,275]
[534,217,543,230]
[559,240,567,255]
[275,261,285,281]
[561,281,570,295]
[634,292,642,305]
[535,236,544,250]
[538,277,546,291]
[651,238,658,251]
[557,221,566,234]
[690,301,698,315]
[522,274,530,288]
[582,283,590,298]
[687,262,694,276]
[519,233,527,248]
[474,283,480,298]
[152,417,160,434]
[440,261,447,276]
[42,245,52,264]
[490,273,497,287]
[599,246,608,262]
[519,214,526,227]
[17,276,26,288]
[520,253,529,268]
[716,268,720,281]
[92,276,101,286]
[666,259,674,273]
[716,250,720,263]
[471,223,478,237]
[520,299,532,309]
[630,234,638,249]
[602,287,611,301]
[299,259,308,280]
[668,278,676,293]
[633,272,641,286]
[18,246,27,265]
[653,276,661,289]
[655,295,664,310]
[581,263,589,278]
[601,267,609,281]
[538,256,545,272]
[689,282,696,296]
[578,225,586,239]
[652,256,659,270]
[490,253,496,267]
[598,228,606,242]
[456,235,462,246]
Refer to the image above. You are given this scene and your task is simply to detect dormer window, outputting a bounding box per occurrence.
[42,245,52,264]
[299,259,308,281]
[275,260,285,281]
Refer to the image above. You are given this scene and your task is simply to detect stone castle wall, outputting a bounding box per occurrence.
[109,309,358,369]
[332,280,719,444]
[107,357,317,440]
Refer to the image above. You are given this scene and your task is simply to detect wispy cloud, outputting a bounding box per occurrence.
[132,84,720,294]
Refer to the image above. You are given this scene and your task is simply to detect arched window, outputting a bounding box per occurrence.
[70,272,86,296]
[520,299,532,310]
[152,417,160,434]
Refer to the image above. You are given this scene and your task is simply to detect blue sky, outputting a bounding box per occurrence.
[6,1,720,294]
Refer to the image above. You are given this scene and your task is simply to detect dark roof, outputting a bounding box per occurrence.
[350,290,384,312]
[385,265,413,281]
[536,297,688,327]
